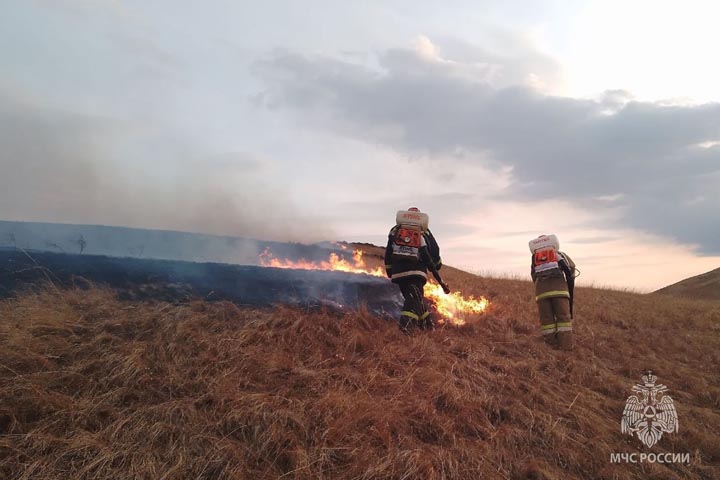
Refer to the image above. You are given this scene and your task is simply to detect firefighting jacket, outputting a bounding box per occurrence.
[531,251,576,301]
[384,226,438,283]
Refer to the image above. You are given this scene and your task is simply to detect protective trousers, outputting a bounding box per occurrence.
[537,297,572,350]
[398,278,431,331]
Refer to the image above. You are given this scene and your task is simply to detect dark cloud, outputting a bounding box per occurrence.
[0,95,333,242]
[254,44,720,253]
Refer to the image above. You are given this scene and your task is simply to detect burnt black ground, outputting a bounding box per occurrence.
[0,249,402,317]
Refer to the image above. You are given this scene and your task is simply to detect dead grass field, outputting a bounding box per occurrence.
[1,260,720,479]
[655,266,720,301]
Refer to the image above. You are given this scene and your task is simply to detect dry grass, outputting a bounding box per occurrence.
[655,266,720,301]
[1,268,720,479]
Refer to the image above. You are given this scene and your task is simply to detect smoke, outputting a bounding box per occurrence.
[0,94,334,244]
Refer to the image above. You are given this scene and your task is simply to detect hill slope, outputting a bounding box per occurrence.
[655,266,720,301]
[1,265,719,479]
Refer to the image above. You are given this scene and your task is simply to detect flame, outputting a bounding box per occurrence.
[259,247,386,277]
[423,282,489,326]
[258,247,489,325]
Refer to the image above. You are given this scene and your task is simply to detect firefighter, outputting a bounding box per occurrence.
[385,207,450,332]
[529,234,576,351]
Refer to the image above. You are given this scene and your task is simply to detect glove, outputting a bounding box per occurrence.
[440,281,450,294]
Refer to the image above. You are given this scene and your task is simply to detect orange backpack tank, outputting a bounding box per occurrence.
[533,247,561,275]
[391,225,423,261]
[533,247,558,267]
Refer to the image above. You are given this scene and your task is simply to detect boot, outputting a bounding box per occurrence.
[543,332,558,348]
[556,330,573,351]
[419,312,434,330]
[398,316,413,334]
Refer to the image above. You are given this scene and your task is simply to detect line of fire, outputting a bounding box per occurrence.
[258,245,489,326]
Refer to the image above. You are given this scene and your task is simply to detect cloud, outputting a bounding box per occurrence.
[254,39,720,253]
[29,0,132,18]
[0,94,333,242]
[567,235,620,244]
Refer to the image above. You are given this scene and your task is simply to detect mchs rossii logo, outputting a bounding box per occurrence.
[621,371,678,448]
[610,371,689,465]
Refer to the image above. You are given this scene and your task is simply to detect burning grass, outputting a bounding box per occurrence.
[1,275,720,479]
[259,246,490,325]
[259,246,387,278]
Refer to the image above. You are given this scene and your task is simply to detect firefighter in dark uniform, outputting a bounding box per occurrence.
[529,234,577,351]
[385,208,450,332]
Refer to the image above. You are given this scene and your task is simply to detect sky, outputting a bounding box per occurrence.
[1,0,719,291]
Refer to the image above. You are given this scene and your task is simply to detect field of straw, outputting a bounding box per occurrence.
[1,259,719,479]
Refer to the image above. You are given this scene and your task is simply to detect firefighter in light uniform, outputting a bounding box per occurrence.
[529,235,576,350]
[385,208,449,332]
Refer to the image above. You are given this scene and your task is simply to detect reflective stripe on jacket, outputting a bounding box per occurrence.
[385,226,437,283]
[532,251,575,302]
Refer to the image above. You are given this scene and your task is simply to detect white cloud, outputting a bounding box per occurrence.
[557,0,720,103]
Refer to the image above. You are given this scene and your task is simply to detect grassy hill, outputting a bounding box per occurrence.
[1,255,719,479]
[655,266,720,301]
